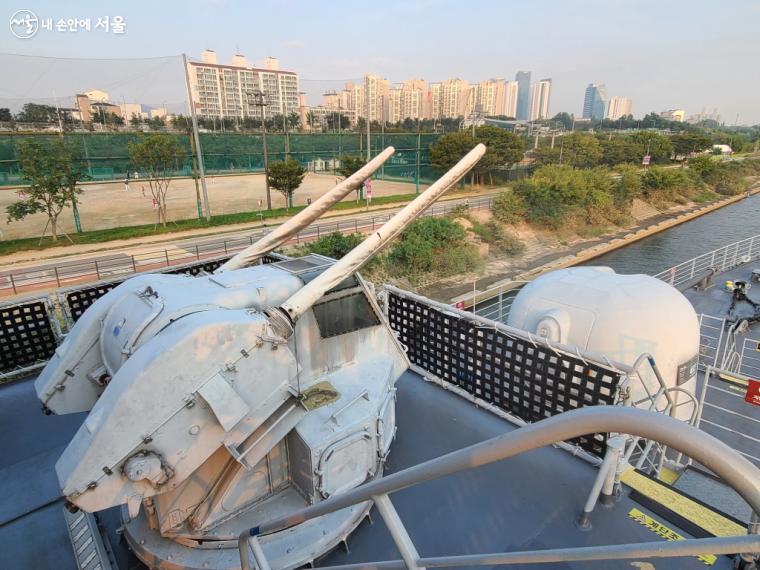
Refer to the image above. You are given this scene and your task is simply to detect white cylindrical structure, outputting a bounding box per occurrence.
[271,143,487,333]
[218,147,396,272]
[507,267,700,420]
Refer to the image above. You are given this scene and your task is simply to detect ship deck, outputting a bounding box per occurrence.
[0,370,739,570]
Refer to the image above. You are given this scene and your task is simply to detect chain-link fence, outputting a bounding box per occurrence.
[0,132,442,186]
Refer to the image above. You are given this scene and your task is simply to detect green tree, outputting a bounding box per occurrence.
[128,135,185,226]
[599,137,645,166]
[6,140,84,241]
[472,126,524,182]
[129,114,142,127]
[15,102,59,123]
[268,158,306,209]
[613,164,643,209]
[148,116,165,130]
[560,133,603,168]
[430,127,523,182]
[338,155,365,179]
[629,131,673,163]
[550,112,574,131]
[171,114,191,131]
[0,108,12,122]
[531,146,562,166]
[430,131,475,173]
[671,132,711,159]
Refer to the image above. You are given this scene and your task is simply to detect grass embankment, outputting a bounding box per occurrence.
[0,192,414,257]
[298,158,760,288]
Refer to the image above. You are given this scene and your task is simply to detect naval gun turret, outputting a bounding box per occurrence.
[35,144,486,569]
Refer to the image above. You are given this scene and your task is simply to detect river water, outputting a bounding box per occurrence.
[582,194,760,274]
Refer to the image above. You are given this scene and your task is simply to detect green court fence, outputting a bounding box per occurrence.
[0,132,443,187]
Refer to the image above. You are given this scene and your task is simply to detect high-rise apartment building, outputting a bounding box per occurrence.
[500,81,519,118]
[606,96,632,120]
[529,79,552,121]
[475,79,520,118]
[440,78,472,119]
[187,50,299,119]
[400,79,426,120]
[387,87,403,123]
[582,83,607,120]
[426,83,442,120]
[515,71,531,120]
[363,74,389,122]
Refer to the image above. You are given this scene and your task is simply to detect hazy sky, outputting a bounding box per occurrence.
[1,0,758,123]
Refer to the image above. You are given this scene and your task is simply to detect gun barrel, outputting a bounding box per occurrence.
[217,147,395,272]
[269,143,486,335]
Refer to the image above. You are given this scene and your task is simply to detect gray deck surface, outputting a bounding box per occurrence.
[681,261,760,470]
[0,371,738,569]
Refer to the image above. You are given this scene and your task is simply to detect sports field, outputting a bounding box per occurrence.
[0,173,424,240]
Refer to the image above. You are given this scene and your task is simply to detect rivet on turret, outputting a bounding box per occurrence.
[102,466,113,475]
[87,481,97,490]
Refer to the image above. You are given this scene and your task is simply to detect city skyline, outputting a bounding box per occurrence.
[1,0,757,124]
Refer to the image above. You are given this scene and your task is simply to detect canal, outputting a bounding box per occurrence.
[583,194,760,274]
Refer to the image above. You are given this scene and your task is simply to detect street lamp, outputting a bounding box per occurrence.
[247,90,271,210]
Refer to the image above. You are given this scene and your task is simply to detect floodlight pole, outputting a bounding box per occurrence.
[248,90,271,210]
[182,53,211,221]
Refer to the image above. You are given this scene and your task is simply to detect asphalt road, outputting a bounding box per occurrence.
[0,193,496,298]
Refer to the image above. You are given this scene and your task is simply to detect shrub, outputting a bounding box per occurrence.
[304,232,363,259]
[386,217,481,279]
[513,165,621,229]
[492,190,526,224]
[472,220,525,255]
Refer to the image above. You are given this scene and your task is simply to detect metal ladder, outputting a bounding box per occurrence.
[239,406,760,570]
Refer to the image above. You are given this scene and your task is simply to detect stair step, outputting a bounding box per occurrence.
[621,468,747,539]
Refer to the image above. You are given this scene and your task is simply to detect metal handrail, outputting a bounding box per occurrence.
[654,234,760,288]
[239,406,760,569]
[0,195,496,298]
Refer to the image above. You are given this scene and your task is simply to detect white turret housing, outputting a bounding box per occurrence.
[507,267,700,420]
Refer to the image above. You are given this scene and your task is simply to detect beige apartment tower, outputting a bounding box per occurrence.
[187,49,299,119]
[607,96,632,120]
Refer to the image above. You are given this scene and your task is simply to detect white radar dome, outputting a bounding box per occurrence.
[507,267,699,420]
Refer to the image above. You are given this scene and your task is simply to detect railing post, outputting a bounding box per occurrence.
[238,534,271,570]
[94,260,101,280]
[9,273,17,295]
[131,256,137,273]
[195,245,200,260]
[164,250,170,267]
[54,266,61,287]
[578,436,625,528]
[373,494,424,570]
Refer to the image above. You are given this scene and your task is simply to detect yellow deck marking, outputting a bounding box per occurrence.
[718,373,749,387]
[628,508,717,565]
[621,469,746,538]
[658,467,680,485]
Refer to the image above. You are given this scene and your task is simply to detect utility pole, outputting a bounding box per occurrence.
[380,95,385,180]
[182,53,211,221]
[248,90,271,210]
[363,111,370,200]
[415,119,421,195]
